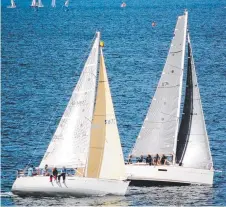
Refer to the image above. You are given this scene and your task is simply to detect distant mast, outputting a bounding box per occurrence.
[51,0,56,7]
[64,0,69,7]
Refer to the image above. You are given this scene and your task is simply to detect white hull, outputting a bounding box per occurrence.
[126,164,214,185]
[12,176,129,196]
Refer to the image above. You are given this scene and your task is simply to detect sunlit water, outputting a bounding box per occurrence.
[1,0,226,205]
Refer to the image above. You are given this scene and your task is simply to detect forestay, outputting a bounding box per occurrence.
[179,34,213,169]
[86,48,126,180]
[132,12,188,157]
[39,33,100,168]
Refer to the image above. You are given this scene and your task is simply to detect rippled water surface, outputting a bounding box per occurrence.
[1,0,226,205]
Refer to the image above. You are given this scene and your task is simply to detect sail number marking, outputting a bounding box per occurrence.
[105,119,116,124]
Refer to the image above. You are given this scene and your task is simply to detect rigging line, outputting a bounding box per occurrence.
[27,33,98,167]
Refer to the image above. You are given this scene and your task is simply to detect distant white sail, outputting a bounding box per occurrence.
[51,0,56,7]
[179,34,213,170]
[39,33,100,168]
[37,0,44,7]
[86,48,126,180]
[64,0,69,7]
[7,0,16,8]
[131,12,188,157]
[31,0,37,7]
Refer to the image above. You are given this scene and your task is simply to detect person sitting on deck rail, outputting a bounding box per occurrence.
[27,165,34,176]
[58,166,66,183]
[154,154,160,165]
[137,155,144,163]
[128,155,133,164]
[50,167,58,182]
[43,164,50,176]
[160,154,167,165]
[146,154,152,165]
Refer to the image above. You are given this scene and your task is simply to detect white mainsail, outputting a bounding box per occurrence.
[86,48,126,180]
[39,33,100,168]
[131,12,188,158]
[38,0,44,7]
[180,34,213,170]
[64,0,69,7]
[51,0,56,7]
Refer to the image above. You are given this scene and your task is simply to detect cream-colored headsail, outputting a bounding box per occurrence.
[39,32,100,168]
[86,47,126,180]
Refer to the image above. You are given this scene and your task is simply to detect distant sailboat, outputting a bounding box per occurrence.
[11,32,129,196]
[51,0,56,7]
[121,2,126,8]
[31,0,37,7]
[37,0,44,7]
[64,0,69,7]
[126,11,214,186]
[7,0,16,8]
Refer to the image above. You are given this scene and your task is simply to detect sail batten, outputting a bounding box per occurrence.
[39,33,100,168]
[131,12,188,157]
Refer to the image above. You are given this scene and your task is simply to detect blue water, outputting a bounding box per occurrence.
[1,0,226,205]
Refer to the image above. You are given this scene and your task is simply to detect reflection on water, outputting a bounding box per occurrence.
[2,185,214,206]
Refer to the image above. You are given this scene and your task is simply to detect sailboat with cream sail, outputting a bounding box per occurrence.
[126,11,214,185]
[12,32,129,196]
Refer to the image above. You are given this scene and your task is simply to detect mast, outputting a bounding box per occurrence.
[131,12,188,161]
[39,33,100,168]
[86,46,126,180]
[176,33,213,169]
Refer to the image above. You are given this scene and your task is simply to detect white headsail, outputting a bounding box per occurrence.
[131,12,188,157]
[51,0,56,7]
[86,48,126,180]
[179,33,213,170]
[39,33,100,168]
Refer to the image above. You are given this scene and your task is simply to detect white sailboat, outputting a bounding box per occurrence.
[12,32,129,196]
[37,0,44,7]
[64,0,69,7]
[51,0,56,7]
[7,0,16,8]
[126,11,214,185]
[30,0,37,7]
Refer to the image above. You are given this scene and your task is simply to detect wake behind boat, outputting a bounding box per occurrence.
[126,11,214,186]
[12,32,129,196]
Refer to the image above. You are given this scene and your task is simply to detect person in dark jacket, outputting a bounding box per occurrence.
[146,154,152,165]
[50,167,58,182]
